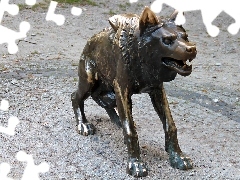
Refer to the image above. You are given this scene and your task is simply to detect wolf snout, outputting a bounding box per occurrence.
[186,46,196,53]
[185,45,197,60]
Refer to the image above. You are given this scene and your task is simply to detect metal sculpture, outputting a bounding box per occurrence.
[71,7,197,177]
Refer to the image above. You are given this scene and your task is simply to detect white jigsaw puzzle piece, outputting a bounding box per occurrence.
[0,0,19,23]
[0,99,9,111]
[129,0,138,3]
[0,0,31,54]
[0,163,13,180]
[25,0,37,6]
[46,1,65,26]
[0,21,30,54]
[71,7,82,16]
[147,0,240,37]
[0,116,20,136]
[16,151,50,180]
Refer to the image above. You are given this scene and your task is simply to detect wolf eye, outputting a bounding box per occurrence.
[183,37,189,42]
[163,38,173,45]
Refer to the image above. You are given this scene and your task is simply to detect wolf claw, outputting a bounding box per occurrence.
[126,158,148,177]
[77,123,95,136]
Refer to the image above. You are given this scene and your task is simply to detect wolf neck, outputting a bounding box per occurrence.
[110,16,139,64]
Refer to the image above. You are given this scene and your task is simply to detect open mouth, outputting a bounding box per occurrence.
[162,57,193,76]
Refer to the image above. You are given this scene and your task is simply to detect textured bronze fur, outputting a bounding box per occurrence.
[71,7,197,177]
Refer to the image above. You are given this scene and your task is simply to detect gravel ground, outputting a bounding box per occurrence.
[0,0,240,179]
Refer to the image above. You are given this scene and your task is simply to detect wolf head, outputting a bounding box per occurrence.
[138,7,197,77]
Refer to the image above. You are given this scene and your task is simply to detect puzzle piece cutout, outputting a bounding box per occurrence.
[0,0,82,53]
[16,151,50,180]
[0,99,9,111]
[0,0,32,54]
[0,99,19,136]
[0,116,19,136]
[0,22,30,54]
[0,163,13,180]
[129,0,138,3]
[46,1,65,26]
[0,0,19,23]
[129,0,240,37]
[25,0,37,6]
[71,6,82,16]
[46,1,82,25]
[150,0,240,37]
[0,151,49,180]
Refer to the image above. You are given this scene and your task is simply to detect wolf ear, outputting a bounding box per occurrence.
[169,10,179,21]
[109,15,119,32]
[169,10,185,25]
[139,6,159,36]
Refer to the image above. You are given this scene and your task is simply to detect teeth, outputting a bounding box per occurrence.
[186,60,192,66]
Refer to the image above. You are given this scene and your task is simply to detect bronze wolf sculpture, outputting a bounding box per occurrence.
[71,7,197,177]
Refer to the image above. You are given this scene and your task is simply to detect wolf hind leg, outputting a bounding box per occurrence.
[71,90,95,136]
[71,61,96,136]
[92,90,122,127]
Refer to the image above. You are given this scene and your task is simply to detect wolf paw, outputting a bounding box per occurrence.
[126,158,148,177]
[169,151,193,170]
[77,123,95,136]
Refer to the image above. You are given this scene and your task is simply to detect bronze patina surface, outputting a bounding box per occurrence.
[71,7,197,177]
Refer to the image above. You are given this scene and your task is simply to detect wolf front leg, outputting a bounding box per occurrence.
[149,85,193,170]
[113,80,148,177]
